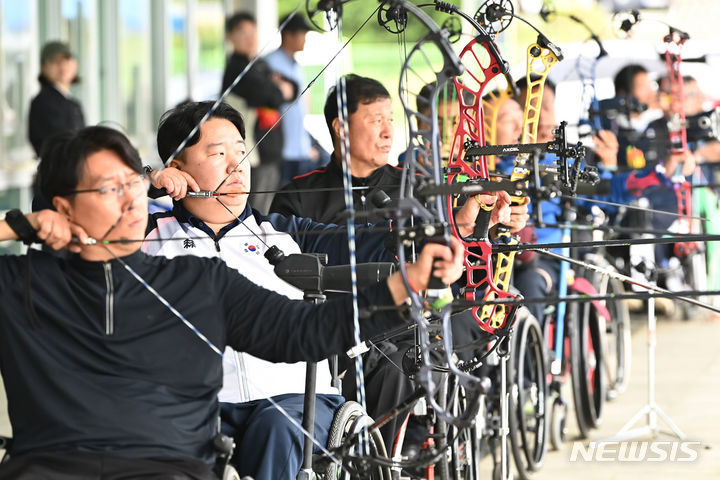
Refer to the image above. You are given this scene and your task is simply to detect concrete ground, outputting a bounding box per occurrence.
[0,309,718,478]
[536,311,720,479]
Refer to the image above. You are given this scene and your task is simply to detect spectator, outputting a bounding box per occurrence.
[265,14,322,185]
[28,41,85,157]
[222,12,295,214]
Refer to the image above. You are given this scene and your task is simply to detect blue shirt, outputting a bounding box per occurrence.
[264,47,312,161]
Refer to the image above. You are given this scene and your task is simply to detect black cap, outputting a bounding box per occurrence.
[41,41,73,65]
[281,14,313,33]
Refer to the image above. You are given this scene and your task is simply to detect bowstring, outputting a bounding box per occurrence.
[214,3,383,194]
[88,0,382,462]
[334,10,372,455]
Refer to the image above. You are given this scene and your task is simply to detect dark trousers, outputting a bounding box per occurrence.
[220,393,344,480]
[0,452,216,479]
[340,334,416,453]
[513,257,560,323]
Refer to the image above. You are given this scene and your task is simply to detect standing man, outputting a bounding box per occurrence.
[265,14,320,184]
[222,12,295,214]
[29,41,86,212]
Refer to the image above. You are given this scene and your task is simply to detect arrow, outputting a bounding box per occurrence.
[534,248,720,315]
[492,232,720,253]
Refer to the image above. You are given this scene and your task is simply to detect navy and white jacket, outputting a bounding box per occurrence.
[144,202,395,403]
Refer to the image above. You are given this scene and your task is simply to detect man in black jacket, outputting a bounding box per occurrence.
[269,75,517,451]
[270,74,400,224]
[222,12,295,213]
[0,126,465,479]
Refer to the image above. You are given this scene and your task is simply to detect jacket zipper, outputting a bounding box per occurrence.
[103,263,114,335]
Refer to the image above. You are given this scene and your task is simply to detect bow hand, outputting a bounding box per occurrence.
[454,191,513,238]
[387,237,464,305]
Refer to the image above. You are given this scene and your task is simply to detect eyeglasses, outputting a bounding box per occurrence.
[66,174,149,198]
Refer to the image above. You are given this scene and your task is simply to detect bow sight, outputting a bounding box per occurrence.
[465,121,597,195]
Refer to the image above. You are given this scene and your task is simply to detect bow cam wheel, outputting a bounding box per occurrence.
[441,17,463,44]
[474,0,514,35]
[377,1,407,34]
[305,0,340,32]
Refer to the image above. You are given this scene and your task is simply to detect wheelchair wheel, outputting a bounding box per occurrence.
[448,379,486,480]
[321,401,391,480]
[584,253,632,398]
[508,309,548,479]
[569,301,606,437]
[601,275,631,398]
[568,303,590,438]
[548,396,567,451]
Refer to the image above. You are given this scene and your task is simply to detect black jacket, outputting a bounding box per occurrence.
[222,53,293,165]
[222,53,293,110]
[0,250,400,464]
[28,76,85,157]
[269,159,404,225]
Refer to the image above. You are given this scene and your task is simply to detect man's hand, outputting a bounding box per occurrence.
[507,196,530,233]
[28,210,88,252]
[272,73,295,101]
[387,237,465,305]
[592,129,619,170]
[694,141,720,163]
[455,191,511,238]
[664,149,696,178]
[152,167,200,201]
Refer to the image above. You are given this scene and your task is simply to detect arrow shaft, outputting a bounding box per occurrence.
[534,248,720,315]
[453,289,720,309]
[493,233,720,253]
[564,194,710,222]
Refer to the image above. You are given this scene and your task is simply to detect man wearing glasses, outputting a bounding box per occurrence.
[0,125,465,479]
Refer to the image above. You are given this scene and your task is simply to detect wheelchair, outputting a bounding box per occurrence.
[312,400,391,480]
[0,433,244,480]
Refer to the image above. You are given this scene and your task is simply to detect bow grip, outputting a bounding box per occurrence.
[424,235,451,290]
[471,198,495,241]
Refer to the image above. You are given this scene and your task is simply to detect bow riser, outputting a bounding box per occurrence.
[664,33,688,154]
[445,37,520,334]
[521,41,561,144]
